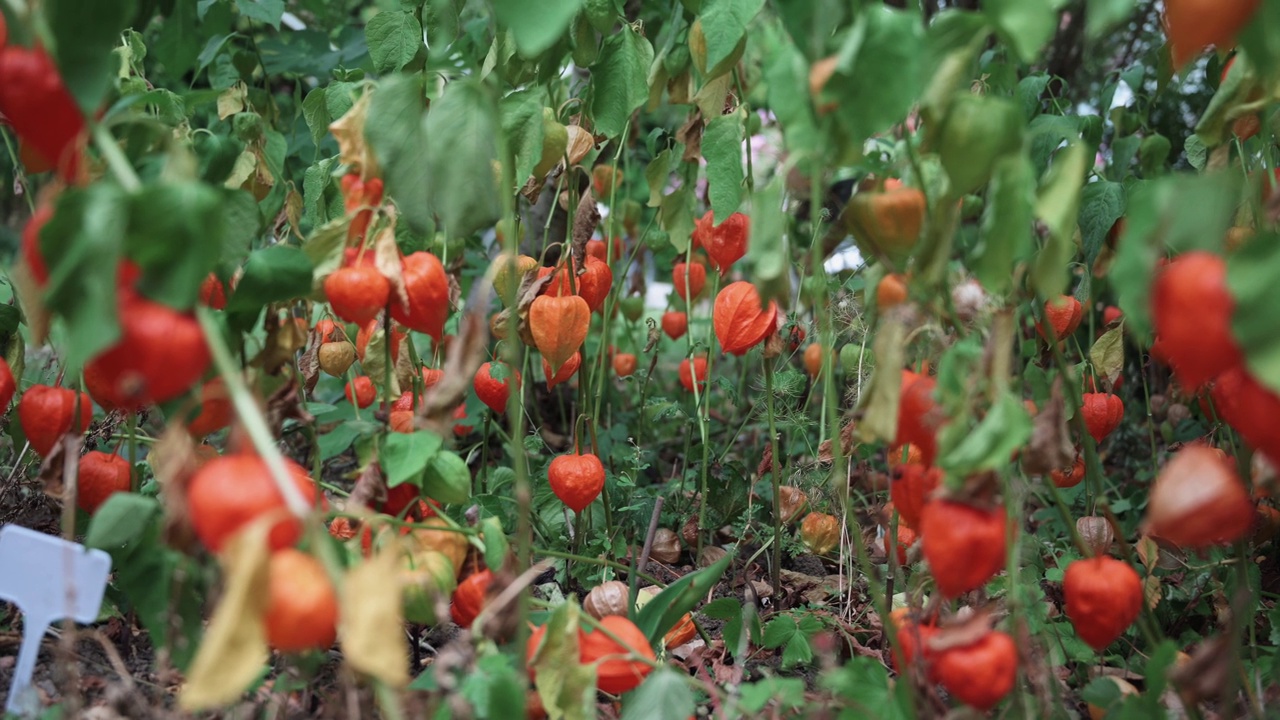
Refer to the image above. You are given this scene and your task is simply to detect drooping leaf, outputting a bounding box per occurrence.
[828,7,926,149]
[225,245,314,315]
[425,78,502,238]
[590,25,655,139]
[1112,174,1240,340]
[976,153,1035,294]
[703,111,745,223]
[983,0,1067,63]
[127,181,226,310]
[40,183,127,369]
[1077,180,1126,265]
[501,87,551,186]
[697,0,765,73]
[493,0,583,57]
[46,0,137,113]
[1229,232,1280,394]
[85,493,160,551]
[531,601,596,720]
[365,73,433,235]
[1031,142,1088,299]
[941,392,1032,479]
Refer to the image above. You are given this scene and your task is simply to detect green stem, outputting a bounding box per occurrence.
[763,359,783,597]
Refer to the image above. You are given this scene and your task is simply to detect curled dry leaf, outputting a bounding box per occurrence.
[179,516,273,711]
[151,425,203,553]
[265,379,314,439]
[571,189,600,270]
[924,608,998,655]
[328,89,379,178]
[1022,378,1075,476]
[417,283,493,436]
[347,458,389,513]
[372,226,409,310]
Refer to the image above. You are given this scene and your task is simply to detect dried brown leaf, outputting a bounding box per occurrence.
[1021,378,1074,476]
[329,90,380,178]
[348,459,388,512]
[1171,634,1232,706]
[676,111,704,163]
[151,425,202,553]
[373,226,408,310]
[643,317,661,353]
[265,379,313,438]
[925,610,997,654]
[39,435,72,500]
[571,189,600,269]
[418,284,493,435]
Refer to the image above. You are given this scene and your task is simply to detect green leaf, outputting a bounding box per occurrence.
[590,25,654,139]
[366,74,434,235]
[1077,180,1125,265]
[781,633,813,669]
[1230,232,1280,394]
[983,0,1066,63]
[85,493,159,550]
[302,215,349,283]
[644,146,680,208]
[829,7,926,148]
[975,153,1035,294]
[635,548,733,645]
[1085,0,1138,38]
[941,392,1032,477]
[1236,0,1280,80]
[747,173,787,298]
[531,602,595,720]
[620,668,695,720]
[1090,322,1125,383]
[366,10,423,73]
[821,656,908,719]
[1185,134,1208,171]
[1031,142,1088,299]
[761,27,819,164]
[381,431,445,488]
[41,184,127,369]
[235,0,284,28]
[493,0,583,57]
[761,616,796,648]
[703,111,745,223]
[425,78,502,238]
[501,87,550,185]
[481,516,508,572]
[225,245,314,314]
[422,449,471,504]
[660,183,696,253]
[46,0,136,114]
[1112,174,1240,339]
[318,421,379,461]
[302,87,330,148]
[127,181,226,310]
[698,0,764,73]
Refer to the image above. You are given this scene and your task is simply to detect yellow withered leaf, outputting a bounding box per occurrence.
[340,548,410,687]
[179,515,273,711]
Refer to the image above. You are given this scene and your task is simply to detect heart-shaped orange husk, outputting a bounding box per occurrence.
[673,261,706,301]
[543,352,582,389]
[714,281,777,356]
[694,211,749,275]
[530,294,590,372]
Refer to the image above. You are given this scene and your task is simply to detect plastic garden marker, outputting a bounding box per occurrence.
[0,525,111,717]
